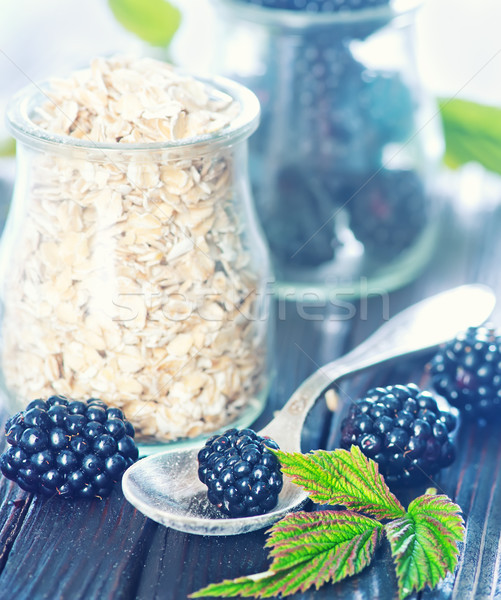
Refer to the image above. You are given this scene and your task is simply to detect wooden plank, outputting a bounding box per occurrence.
[0,488,156,599]
[136,527,271,599]
[0,480,33,572]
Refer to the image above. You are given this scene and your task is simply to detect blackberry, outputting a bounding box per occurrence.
[237,0,389,13]
[429,325,501,416]
[264,166,342,267]
[236,0,392,40]
[346,169,428,259]
[282,43,405,174]
[197,428,283,517]
[0,396,139,498]
[340,384,457,485]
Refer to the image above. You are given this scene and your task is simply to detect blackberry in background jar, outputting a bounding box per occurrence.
[346,169,428,259]
[237,0,390,12]
[263,166,342,267]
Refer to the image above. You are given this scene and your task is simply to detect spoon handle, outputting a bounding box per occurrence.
[261,284,495,451]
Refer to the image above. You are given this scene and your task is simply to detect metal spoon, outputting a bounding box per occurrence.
[122,284,495,536]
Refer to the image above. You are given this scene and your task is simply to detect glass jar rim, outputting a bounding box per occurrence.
[215,0,422,28]
[5,73,260,156]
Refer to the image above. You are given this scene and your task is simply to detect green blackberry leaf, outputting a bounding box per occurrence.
[385,492,465,599]
[190,571,284,599]
[190,510,382,598]
[108,0,181,47]
[266,510,382,575]
[274,445,405,519]
[440,98,501,176]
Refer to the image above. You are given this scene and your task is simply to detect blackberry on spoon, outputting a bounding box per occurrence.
[198,428,283,517]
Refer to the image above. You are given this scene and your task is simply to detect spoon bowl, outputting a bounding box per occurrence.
[123,284,495,535]
[122,445,308,536]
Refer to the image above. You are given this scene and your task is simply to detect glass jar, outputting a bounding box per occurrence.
[212,0,443,301]
[1,73,271,453]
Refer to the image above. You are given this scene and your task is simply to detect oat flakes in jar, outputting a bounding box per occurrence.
[1,56,271,452]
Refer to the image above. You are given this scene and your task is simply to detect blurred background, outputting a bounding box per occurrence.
[1,0,500,138]
[1,0,501,281]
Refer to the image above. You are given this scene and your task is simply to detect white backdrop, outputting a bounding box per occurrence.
[0,0,500,141]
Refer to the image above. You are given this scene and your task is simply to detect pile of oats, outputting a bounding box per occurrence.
[2,56,267,442]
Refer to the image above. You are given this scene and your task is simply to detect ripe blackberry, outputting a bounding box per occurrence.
[237,0,389,12]
[280,43,412,174]
[429,325,501,415]
[0,396,139,499]
[340,384,457,485]
[237,0,392,39]
[264,165,342,267]
[197,428,283,517]
[346,169,428,259]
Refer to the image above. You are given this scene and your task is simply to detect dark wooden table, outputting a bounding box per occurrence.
[0,174,500,600]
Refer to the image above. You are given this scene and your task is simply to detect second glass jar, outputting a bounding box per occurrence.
[212,0,443,300]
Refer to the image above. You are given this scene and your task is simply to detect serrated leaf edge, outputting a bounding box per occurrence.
[275,446,404,519]
[385,493,465,599]
[191,510,383,599]
[265,510,383,571]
